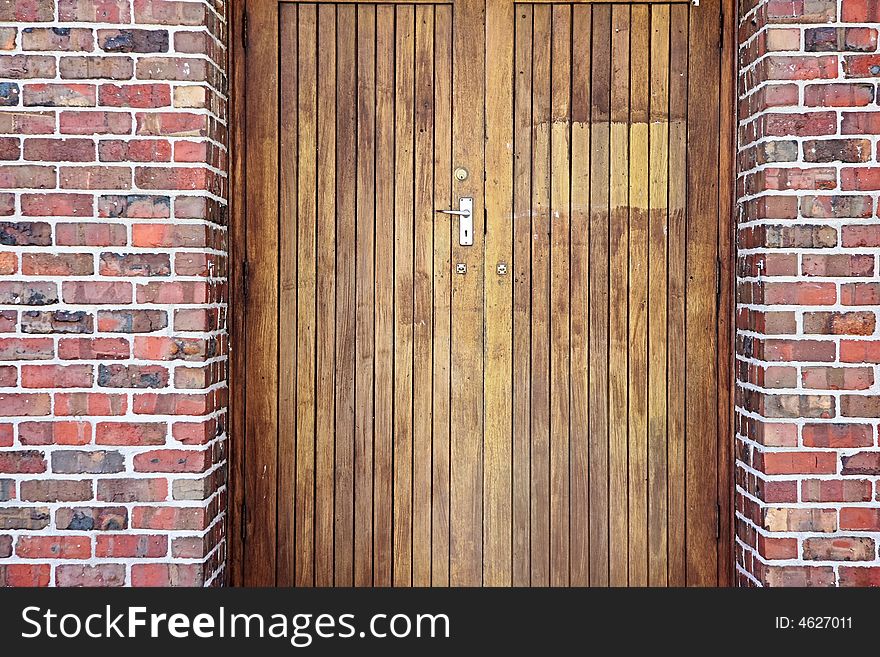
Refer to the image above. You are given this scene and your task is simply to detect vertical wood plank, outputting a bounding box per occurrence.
[431,3,453,587]
[667,2,688,587]
[529,3,551,587]
[717,0,737,589]
[627,4,649,587]
[588,4,610,587]
[354,3,376,588]
[393,3,416,587]
[412,4,434,587]
[686,0,721,587]
[335,4,357,587]
[373,3,396,587]
[227,0,247,587]
[294,3,317,588]
[315,3,337,588]
[511,3,533,588]
[647,3,670,588]
[278,4,298,588]
[484,0,514,587]
[608,4,630,587]
[549,3,571,588]
[569,2,591,588]
[243,0,279,588]
[449,0,485,587]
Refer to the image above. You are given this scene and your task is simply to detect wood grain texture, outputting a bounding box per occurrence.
[647,2,670,588]
[548,3,571,588]
[483,0,514,588]
[314,3,337,587]
[242,0,279,587]
[627,4,649,587]
[278,5,298,587]
[236,0,732,588]
[373,3,395,587]
[587,3,611,587]
[608,4,630,587]
[686,0,721,587]
[666,2,688,587]
[448,0,485,587]
[354,4,376,588]
[392,4,415,587]
[334,4,357,586]
[413,4,434,586]
[569,3,591,588]
[294,2,317,588]
[511,3,533,588]
[529,3,551,587]
[431,4,453,587]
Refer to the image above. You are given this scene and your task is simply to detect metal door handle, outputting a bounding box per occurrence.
[436,197,474,246]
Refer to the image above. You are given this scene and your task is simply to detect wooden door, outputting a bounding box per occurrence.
[232,0,733,587]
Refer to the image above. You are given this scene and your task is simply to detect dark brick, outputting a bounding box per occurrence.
[98,364,169,389]
[803,138,871,163]
[0,282,58,305]
[19,479,92,502]
[55,506,127,531]
[98,29,169,53]
[0,507,49,530]
[51,450,125,474]
[0,221,51,246]
[0,82,19,106]
[21,310,93,334]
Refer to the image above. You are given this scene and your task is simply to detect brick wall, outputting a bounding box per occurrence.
[737,0,880,586]
[0,0,227,587]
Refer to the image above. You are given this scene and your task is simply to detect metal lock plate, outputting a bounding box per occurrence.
[497,263,508,275]
[456,263,466,275]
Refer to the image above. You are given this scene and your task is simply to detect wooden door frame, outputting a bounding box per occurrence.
[226,0,738,587]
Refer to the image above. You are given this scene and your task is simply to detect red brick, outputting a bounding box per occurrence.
[59,56,133,80]
[838,567,880,587]
[58,337,130,360]
[99,83,171,108]
[130,563,202,587]
[22,365,93,389]
[23,83,95,108]
[62,281,132,304]
[98,138,172,162]
[0,55,55,79]
[97,478,167,502]
[0,564,51,587]
[54,392,127,416]
[0,450,47,473]
[0,0,55,22]
[60,111,131,135]
[95,534,167,558]
[22,193,93,217]
[21,253,94,276]
[131,506,205,531]
[16,536,91,559]
[21,27,94,51]
[19,421,91,446]
[840,508,880,530]
[58,0,131,22]
[55,564,125,587]
[56,222,127,246]
[133,449,209,473]
[96,421,166,445]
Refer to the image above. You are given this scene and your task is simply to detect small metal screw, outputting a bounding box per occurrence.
[497,263,508,276]
[456,263,466,274]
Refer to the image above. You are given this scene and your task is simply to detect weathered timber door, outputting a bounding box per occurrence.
[233,0,732,587]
